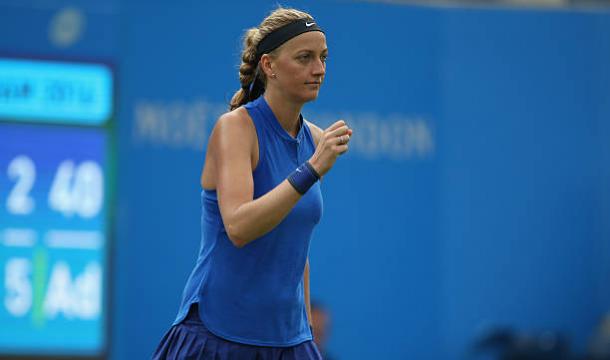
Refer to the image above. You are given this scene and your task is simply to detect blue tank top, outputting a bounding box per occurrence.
[173,95,323,346]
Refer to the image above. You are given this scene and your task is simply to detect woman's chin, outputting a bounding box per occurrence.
[301,90,320,102]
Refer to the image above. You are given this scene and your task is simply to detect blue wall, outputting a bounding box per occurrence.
[437,9,610,358]
[1,1,609,359]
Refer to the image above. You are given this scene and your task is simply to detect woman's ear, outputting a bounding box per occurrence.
[260,54,274,78]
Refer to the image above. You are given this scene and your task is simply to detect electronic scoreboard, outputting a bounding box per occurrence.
[0,57,113,357]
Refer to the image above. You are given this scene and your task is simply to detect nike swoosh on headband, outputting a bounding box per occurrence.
[305,22,315,27]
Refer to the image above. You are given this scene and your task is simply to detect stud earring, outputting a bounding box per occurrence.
[271,73,277,78]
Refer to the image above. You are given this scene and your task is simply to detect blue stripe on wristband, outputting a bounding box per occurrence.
[287,161,320,195]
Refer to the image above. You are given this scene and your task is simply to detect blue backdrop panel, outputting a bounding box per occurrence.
[437,8,610,357]
[595,13,610,319]
[0,1,119,59]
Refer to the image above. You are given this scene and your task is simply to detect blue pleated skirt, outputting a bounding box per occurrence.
[152,304,323,360]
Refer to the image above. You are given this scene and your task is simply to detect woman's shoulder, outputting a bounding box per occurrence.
[210,106,257,151]
[214,106,256,136]
[304,119,323,147]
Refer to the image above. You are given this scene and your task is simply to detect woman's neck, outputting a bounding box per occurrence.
[264,91,303,138]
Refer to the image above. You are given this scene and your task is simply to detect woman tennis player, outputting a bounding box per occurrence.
[153,7,351,359]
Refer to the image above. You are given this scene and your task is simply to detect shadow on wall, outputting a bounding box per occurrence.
[469,312,610,360]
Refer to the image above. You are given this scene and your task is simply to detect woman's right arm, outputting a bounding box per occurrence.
[211,111,350,248]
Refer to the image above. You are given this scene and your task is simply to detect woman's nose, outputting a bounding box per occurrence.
[312,58,325,76]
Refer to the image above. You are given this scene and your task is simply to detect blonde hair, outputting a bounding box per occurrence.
[229,7,314,110]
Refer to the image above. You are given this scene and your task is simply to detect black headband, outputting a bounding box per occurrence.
[255,19,323,60]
